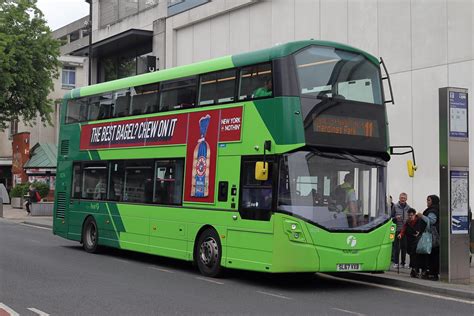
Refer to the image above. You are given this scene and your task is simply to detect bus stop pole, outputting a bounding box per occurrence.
[439,87,470,284]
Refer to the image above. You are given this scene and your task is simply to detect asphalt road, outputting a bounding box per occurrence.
[0,219,472,316]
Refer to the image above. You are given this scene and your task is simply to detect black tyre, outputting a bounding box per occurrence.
[82,217,99,253]
[195,228,223,277]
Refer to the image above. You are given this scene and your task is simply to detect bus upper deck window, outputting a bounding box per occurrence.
[66,98,88,124]
[160,78,197,112]
[114,90,131,117]
[199,69,236,106]
[131,84,159,115]
[239,63,272,100]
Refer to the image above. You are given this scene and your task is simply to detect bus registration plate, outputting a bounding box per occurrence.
[336,264,361,271]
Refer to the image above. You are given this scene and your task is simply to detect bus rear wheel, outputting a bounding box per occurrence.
[195,228,223,277]
[82,217,99,253]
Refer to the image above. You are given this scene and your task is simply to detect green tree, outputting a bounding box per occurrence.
[0,0,61,130]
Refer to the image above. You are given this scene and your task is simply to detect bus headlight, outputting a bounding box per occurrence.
[284,219,306,243]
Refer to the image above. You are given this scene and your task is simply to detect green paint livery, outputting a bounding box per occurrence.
[54,40,394,276]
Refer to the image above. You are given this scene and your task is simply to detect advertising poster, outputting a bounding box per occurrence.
[80,113,188,150]
[450,170,469,234]
[449,91,468,138]
[184,110,219,203]
[79,107,243,204]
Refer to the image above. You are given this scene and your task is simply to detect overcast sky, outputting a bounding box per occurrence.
[37,0,89,30]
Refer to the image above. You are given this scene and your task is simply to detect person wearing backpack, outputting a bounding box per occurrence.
[25,184,41,215]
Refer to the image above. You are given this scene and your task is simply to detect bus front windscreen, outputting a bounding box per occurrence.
[295,46,382,105]
[278,151,389,231]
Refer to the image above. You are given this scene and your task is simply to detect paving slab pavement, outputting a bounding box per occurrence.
[0,203,53,228]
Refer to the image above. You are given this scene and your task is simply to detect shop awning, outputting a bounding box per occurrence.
[24,143,57,169]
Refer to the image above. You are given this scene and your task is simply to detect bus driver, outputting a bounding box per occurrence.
[333,173,358,227]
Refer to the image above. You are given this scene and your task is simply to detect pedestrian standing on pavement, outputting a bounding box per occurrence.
[391,192,410,268]
[418,194,440,281]
[25,184,40,216]
[398,208,425,278]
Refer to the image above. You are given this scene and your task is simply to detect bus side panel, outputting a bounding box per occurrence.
[377,244,392,270]
[110,203,149,253]
[149,218,188,260]
[225,228,273,272]
[53,160,72,238]
[271,214,320,273]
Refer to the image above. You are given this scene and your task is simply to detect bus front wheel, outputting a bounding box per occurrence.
[82,217,99,253]
[195,228,223,277]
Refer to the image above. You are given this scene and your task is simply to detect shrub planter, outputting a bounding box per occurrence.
[11,197,23,209]
[31,202,54,216]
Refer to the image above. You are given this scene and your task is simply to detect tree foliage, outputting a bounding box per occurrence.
[0,0,61,130]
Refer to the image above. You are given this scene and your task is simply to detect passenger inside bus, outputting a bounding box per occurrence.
[252,79,272,98]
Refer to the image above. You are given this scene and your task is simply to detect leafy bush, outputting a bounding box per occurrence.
[10,183,30,198]
[32,181,50,199]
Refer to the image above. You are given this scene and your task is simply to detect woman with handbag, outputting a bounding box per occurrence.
[417,195,440,281]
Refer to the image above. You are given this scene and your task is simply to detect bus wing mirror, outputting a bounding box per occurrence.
[390,146,417,177]
[255,162,269,181]
[407,160,417,178]
[380,57,395,104]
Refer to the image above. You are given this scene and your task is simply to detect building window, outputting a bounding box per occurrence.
[62,66,76,89]
[168,0,209,16]
[8,119,18,139]
[100,0,159,28]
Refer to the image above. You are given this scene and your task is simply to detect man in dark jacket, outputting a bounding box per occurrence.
[391,192,410,268]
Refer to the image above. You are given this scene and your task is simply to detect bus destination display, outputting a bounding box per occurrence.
[313,114,379,138]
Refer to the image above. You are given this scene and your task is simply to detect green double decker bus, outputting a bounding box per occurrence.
[54,40,396,277]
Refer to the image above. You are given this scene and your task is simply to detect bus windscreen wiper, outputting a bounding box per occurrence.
[342,151,385,167]
[311,149,385,167]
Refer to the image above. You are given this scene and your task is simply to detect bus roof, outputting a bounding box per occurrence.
[66,40,379,100]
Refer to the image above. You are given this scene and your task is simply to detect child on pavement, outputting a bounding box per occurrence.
[398,208,426,278]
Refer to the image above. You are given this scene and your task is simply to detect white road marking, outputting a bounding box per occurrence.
[115,259,129,264]
[149,266,174,273]
[27,307,50,316]
[332,307,366,316]
[19,223,51,231]
[29,239,41,244]
[256,291,293,300]
[0,303,19,316]
[196,277,224,285]
[324,274,474,305]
